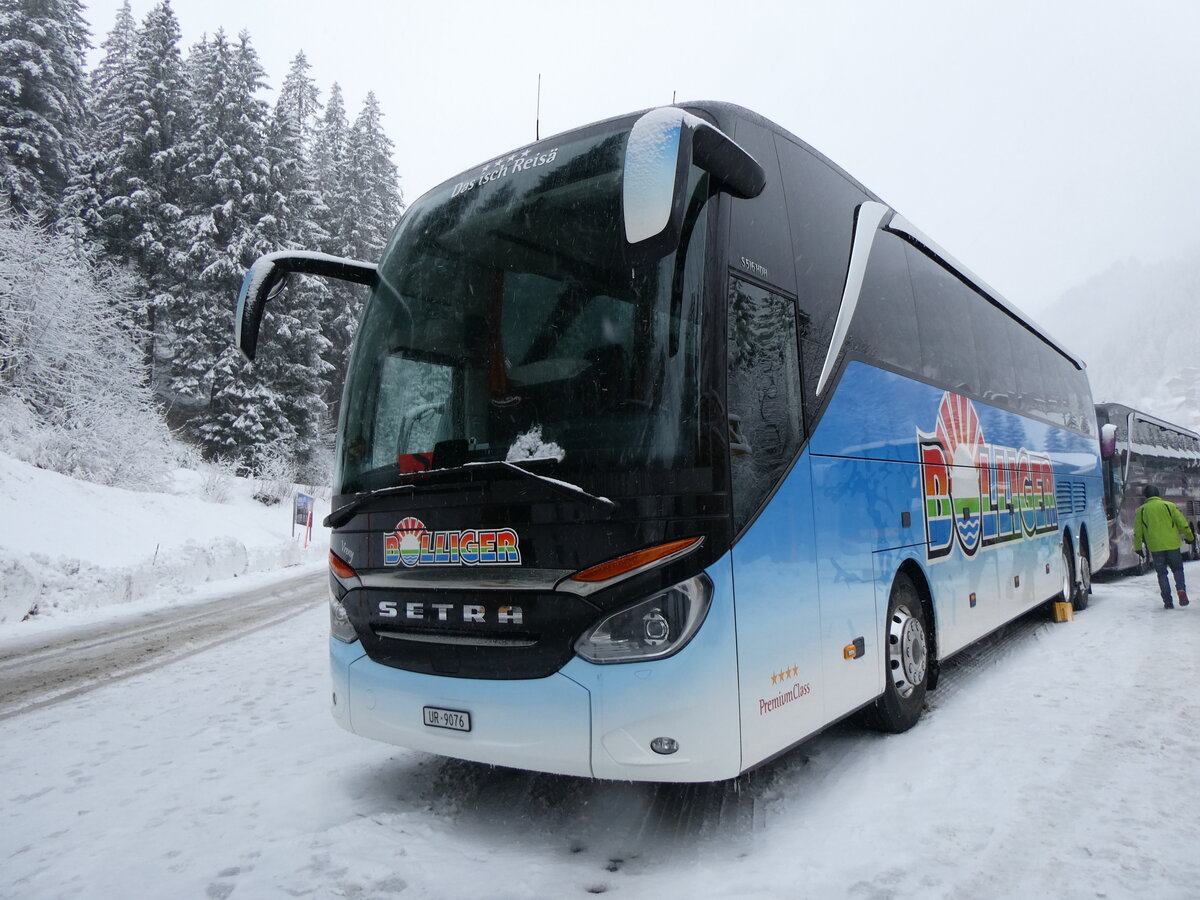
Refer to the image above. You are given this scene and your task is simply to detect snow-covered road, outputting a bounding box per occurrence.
[0,571,324,721]
[2,564,1198,899]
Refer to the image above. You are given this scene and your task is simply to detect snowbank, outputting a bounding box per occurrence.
[0,452,330,625]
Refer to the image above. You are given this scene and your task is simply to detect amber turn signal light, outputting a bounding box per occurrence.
[570,537,703,584]
[329,550,357,579]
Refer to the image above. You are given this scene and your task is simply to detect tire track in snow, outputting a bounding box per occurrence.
[0,569,325,721]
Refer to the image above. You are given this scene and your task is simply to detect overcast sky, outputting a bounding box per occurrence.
[82,0,1200,318]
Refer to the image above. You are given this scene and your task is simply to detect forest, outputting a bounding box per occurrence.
[0,0,404,487]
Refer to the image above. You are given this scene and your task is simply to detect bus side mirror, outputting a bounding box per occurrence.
[1099,423,1118,460]
[236,251,379,361]
[622,107,765,259]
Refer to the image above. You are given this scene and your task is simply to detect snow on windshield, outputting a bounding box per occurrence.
[505,425,565,463]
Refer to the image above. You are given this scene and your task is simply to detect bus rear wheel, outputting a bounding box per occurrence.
[1059,542,1075,604]
[864,573,928,733]
[1072,545,1091,612]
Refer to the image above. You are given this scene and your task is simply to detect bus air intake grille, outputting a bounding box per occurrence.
[1055,480,1087,516]
[345,587,599,679]
[375,630,539,648]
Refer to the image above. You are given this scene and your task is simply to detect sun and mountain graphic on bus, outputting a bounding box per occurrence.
[918,392,1058,561]
[383,517,522,568]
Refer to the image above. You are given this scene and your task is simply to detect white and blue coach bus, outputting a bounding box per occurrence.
[237,103,1106,782]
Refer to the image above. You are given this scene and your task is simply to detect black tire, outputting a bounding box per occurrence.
[1072,543,1091,612]
[864,572,929,733]
[1059,542,1075,604]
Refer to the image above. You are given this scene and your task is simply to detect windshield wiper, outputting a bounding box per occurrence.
[324,484,415,528]
[324,460,617,529]
[468,460,618,514]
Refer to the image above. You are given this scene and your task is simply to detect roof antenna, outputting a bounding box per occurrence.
[536,74,541,141]
[672,90,676,104]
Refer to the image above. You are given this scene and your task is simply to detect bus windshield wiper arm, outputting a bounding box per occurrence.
[324,462,616,529]
[324,484,416,528]
[469,461,618,514]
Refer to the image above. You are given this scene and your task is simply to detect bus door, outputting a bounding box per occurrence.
[726,276,828,768]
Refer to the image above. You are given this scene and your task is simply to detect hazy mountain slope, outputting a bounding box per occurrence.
[1037,248,1200,431]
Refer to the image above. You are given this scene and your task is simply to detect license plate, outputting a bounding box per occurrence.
[423,706,471,732]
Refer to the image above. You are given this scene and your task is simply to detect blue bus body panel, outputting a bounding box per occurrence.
[728,455,828,769]
[727,362,1104,768]
[561,552,742,782]
[809,363,1104,657]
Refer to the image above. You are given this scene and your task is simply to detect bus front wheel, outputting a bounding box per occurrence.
[864,573,929,733]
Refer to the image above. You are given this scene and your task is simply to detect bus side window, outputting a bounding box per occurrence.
[969,299,1018,407]
[776,137,871,431]
[846,230,920,374]
[905,244,981,396]
[727,275,804,532]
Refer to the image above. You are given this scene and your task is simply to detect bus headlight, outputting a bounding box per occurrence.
[574,574,712,663]
[330,595,358,643]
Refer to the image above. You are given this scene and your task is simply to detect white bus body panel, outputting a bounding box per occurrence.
[332,637,593,778]
[331,553,743,782]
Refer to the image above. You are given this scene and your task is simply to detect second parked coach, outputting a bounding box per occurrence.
[1096,402,1200,571]
[237,102,1107,781]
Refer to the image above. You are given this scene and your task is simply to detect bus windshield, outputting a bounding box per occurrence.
[335,120,711,496]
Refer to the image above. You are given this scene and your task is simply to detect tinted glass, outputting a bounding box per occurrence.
[1010,318,1056,423]
[336,122,713,495]
[969,298,1018,405]
[846,230,920,373]
[905,244,981,393]
[727,120,796,295]
[727,276,804,531]
[777,137,870,424]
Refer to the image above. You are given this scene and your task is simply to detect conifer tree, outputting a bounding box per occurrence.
[0,0,90,221]
[340,91,403,265]
[58,0,134,253]
[67,0,190,377]
[175,30,293,467]
[256,50,333,478]
[86,0,135,134]
[310,80,353,392]
[321,90,404,421]
[311,81,348,252]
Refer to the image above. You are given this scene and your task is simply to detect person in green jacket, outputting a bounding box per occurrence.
[1133,485,1195,609]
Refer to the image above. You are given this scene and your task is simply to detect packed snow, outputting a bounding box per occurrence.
[1,451,1198,899]
[0,452,329,628]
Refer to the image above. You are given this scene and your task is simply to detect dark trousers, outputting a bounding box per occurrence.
[1151,548,1187,602]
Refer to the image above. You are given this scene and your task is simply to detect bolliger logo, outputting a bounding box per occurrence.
[384,517,522,568]
[918,392,1058,561]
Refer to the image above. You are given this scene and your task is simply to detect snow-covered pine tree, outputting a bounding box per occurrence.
[56,0,133,254]
[311,81,348,254]
[67,0,191,380]
[310,81,354,420]
[340,90,403,274]
[175,30,292,468]
[86,0,135,135]
[125,0,192,384]
[321,90,404,422]
[0,0,90,222]
[275,50,322,154]
[257,50,334,481]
